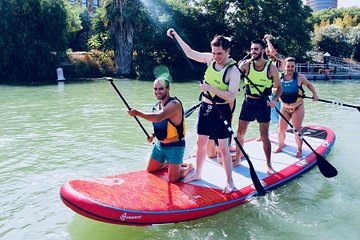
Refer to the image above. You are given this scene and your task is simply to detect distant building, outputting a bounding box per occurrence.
[69,0,103,12]
[305,0,338,12]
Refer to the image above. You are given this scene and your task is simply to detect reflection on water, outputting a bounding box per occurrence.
[0,79,359,239]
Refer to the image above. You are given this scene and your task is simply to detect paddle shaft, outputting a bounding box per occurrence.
[240,70,337,177]
[184,102,201,118]
[171,33,195,71]
[109,80,151,139]
[303,96,360,111]
[203,90,266,196]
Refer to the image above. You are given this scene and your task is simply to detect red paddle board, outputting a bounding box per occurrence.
[60,125,335,226]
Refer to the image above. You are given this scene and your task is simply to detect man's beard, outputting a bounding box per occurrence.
[157,92,168,100]
[252,52,262,61]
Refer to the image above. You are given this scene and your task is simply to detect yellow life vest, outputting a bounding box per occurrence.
[204,60,237,103]
[245,60,273,97]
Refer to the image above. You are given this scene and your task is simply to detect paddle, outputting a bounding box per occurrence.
[170,31,266,196]
[184,102,201,118]
[303,95,360,112]
[240,72,338,178]
[203,90,266,196]
[107,78,151,139]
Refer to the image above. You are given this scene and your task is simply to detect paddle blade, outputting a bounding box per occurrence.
[315,152,338,178]
[246,160,266,196]
[357,106,360,112]
[153,65,173,82]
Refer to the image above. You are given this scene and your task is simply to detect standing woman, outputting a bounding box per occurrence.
[273,57,319,158]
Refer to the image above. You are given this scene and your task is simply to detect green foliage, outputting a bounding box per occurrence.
[347,27,360,61]
[88,7,113,51]
[229,0,313,61]
[312,7,360,60]
[67,5,92,51]
[0,0,68,84]
[313,25,350,57]
[311,7,360,27]
[137,0,211,79]
[62,51,114,78]
[131,0,314,78]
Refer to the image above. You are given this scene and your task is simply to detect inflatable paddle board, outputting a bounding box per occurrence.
[60,126,335,226]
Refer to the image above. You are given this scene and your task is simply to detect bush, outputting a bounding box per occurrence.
[61,51,115,79]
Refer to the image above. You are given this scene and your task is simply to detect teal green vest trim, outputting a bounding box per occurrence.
[245,59,273,97]
[204,60,237,103]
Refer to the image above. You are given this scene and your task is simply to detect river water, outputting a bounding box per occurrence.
[1,79,359,240]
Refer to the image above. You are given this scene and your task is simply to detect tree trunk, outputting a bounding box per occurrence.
[113,21,134,76]
[110,0,138,77]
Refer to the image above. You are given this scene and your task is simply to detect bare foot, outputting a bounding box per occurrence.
[267,166,275,175]
[183,172,201,183]
[295,150,302,158]
[222,182,235,194]
[233,156,246,167]
[273,147,283,153]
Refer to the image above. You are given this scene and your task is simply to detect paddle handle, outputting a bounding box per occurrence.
[109,80,151,139]
[170,31,195,71]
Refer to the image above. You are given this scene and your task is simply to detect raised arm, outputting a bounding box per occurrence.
[264,34,285,71]
[167,28,212,64]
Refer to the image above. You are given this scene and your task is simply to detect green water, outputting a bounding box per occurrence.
[1,79,359,240]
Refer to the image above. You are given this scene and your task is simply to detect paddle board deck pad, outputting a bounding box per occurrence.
[60,126,335,226]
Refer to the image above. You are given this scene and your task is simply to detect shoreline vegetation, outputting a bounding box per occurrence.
[0,1,359,85]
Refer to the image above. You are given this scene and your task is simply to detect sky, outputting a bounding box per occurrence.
[303,0,360,8]
[338,0,360,8]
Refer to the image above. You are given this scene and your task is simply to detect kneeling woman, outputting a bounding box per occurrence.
[274,57,319,158]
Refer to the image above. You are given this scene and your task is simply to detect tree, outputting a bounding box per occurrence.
[67,4,91,51]
[0,0,68,84]
[228,0,313,61]
[310,7,360,27]
[312,8,360,60]
[106,0,142,77]
[347,27,360,61]
[313,25,350,57]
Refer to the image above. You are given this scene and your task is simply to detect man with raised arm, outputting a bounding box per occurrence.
[235,39,283,175]
[167,28,240,193]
